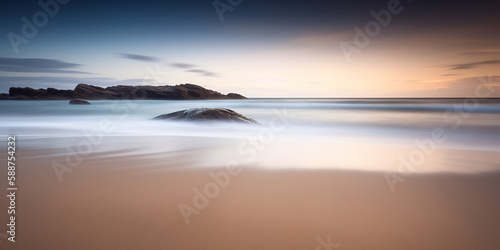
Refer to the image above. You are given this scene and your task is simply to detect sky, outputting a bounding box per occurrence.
[0,0,499,97]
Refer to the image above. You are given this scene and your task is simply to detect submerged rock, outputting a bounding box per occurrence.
[154,108,258,124]
[69,99,91,105]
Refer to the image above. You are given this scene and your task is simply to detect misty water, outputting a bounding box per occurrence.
[1,98,500,173]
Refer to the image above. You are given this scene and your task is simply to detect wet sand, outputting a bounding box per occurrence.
[1,148,500,250]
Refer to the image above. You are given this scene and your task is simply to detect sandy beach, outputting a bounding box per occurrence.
[1,143,500,250]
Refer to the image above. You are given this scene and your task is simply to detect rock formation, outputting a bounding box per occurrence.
[153,108,258,124]
[0,83,247,100]
[226,93,246,99]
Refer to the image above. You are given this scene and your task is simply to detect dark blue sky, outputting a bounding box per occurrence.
[1,0,499,97]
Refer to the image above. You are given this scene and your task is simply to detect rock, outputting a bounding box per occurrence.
[154,108,258,124]
[13,95,31,100]
[74,84,119,99]
[227,93,247,99]
[69,99,91,105]
[9,87,43,98]
[3,83,247,100]
[0,93,16,100]
[8,86,85,100]
[47,88,84,99]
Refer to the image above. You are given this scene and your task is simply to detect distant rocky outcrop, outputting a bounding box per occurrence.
[0,83,247,100]
[0,93,30,100]
[154,108,258,124]
[69,99,91,105]
[226,93,246,99]
[6,87,86,100]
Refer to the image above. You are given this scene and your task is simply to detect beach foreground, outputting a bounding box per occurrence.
[1,145,500,250]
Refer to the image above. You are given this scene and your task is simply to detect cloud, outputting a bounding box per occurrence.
[169,63,219,76]
[0,66,92,74]
[169,63,196,69]
[398,75,500,97]
[0,57,91,74]
[446,60,500,70]
[459,50,500,56]
[167,62,218,76]
[186,69,218,77]
[441,74,461,76]
[118,53,160,62]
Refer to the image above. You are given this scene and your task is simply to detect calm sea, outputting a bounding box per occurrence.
[1,98,499,173]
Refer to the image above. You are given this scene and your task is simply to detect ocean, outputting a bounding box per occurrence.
[1,98,499,174]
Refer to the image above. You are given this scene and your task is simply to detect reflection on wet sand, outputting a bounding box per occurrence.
[1,144,499,249]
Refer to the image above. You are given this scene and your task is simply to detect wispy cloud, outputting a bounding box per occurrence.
[459,50,500,56]
[169,63,196,69]
[397,75,500,97]
[186,69,218,77]
[446,59,500,70]
[0,57,90,74]
[0,66,92,74]
[441,74,461,76]
[167,62,219,77]
[118,53,160,62]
